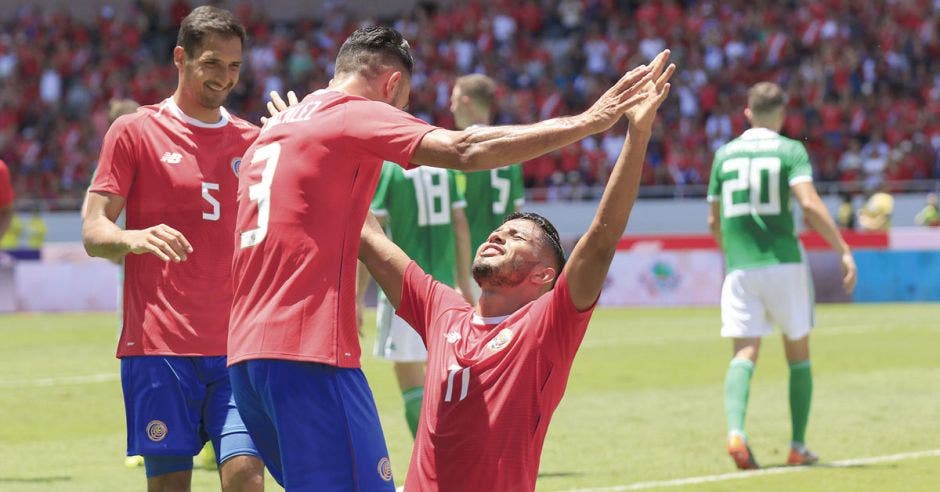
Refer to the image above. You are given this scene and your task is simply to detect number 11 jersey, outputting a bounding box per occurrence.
[707,127,814,272]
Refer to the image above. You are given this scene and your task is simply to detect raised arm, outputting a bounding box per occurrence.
[792,182,857,293]
[359,212,412,308]
[82,191,192,263]
[412,59,657,171]
[564,51,675,310]
[451,206,475,304]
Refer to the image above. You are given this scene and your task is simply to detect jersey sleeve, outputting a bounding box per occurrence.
[343,101,438,170]
[371,162,395,216]
[509,164,525,209]
[449,170,466,209]
[397,261,468,343]
[787,142,814,186]
[88,116,138,197]
[706,151,722,203]
[535,273,597,364]
[0,160,14,208]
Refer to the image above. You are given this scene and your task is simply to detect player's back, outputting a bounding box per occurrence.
[708,128,814,272]
[373,162,464,286]
[460,165,524,253]
[92,99,259,357]
[229,89,436,368]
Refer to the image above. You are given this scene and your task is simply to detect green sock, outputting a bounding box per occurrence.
[724,358,755,439]
[789,360,813,445]
[402,386,424,438]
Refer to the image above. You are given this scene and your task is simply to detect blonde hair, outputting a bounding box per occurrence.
[455,74,496,110]
[747,82,786,116]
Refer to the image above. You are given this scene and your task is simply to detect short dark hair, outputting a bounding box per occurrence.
[334,26,415,79]
[503,212,566,272]
[177,6,246,58]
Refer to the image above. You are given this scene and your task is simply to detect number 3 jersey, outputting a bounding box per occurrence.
[396,262,596,492]
[228,90,437,368]
[707,128,814,272]
[89,98,259,357]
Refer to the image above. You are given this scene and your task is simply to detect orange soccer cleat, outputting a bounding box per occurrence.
[786,445,819,466]
[727,434,760,470]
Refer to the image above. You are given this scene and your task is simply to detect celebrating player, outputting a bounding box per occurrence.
[358,162,473,438]
[357,50,674,491]
[706,82,858,469]
[228,25,662,489]
[81,7,264,491]
[450,74,526,254]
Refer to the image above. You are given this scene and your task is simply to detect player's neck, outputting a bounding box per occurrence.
[475,287,534,318]
[171,92,223,125]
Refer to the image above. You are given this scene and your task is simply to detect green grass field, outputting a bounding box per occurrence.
[1,304,938,491]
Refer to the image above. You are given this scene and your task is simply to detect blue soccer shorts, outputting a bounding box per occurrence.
[121,356,260,477]
[229,359,395,491]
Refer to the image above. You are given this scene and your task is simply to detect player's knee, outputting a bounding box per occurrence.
[146,467,192,492]
[219,455,264,492]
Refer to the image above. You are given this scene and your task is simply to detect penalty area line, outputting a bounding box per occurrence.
[0,373,119,388]
[564,448,940,491]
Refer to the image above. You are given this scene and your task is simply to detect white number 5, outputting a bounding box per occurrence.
[240,142,281,248]
[202,182,220,221]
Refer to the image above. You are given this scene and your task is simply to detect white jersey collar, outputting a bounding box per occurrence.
[163,98,230,129]
[472,313,511,326]
[740,127,779,139]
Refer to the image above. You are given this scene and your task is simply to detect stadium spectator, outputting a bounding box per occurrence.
[1,1,939,204]
[858,189,895,232]
[707,82,857,470]
[357,51,674,491]
[80,7,264,491]
[914,192,940,227]
[358,161,473,439]
[227,25,659,489]
[0,158,13,239]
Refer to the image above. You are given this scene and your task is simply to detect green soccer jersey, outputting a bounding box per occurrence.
[457,164,525,253]
[371,162,466,286]
[707,128,814,272]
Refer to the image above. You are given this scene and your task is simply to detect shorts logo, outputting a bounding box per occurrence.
[486,328,514,352]
[146,420,168,442]
[377,456,393,482]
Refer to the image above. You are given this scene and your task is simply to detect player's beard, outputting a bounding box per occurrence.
[198,82,233,110]
[472,255,537,288]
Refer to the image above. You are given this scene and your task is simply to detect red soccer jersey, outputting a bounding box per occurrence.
[228,90,437,368]
[89,98,259,357]
[0,159,13,208]
[397,262,597,492]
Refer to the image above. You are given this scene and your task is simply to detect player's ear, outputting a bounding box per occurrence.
[743,107,753,123]
[530,264,557,288]
[173,46,186,70]
[385,70,403,100]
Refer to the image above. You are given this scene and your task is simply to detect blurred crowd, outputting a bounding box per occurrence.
[1,0,939,207]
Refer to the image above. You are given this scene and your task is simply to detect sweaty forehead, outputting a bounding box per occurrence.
[193,34,243,61]
[501,219,540,237]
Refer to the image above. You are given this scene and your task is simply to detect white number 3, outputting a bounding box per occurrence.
[240,142,281,248]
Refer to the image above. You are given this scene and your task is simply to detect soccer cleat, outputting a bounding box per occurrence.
[727,435,760,470]
[786,446,819,466]
[124,455,144,468]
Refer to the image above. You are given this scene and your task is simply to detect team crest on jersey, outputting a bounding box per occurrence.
[159,152,182,164]
[377,457,393,481]
[487,328,514,352]
[146,420,168,442]
[231,157,242,176]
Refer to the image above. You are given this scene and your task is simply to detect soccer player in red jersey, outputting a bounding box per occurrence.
[0,158,13,239]
[229,26,662,490]
[358,52,675,491]
[81,7,264,491]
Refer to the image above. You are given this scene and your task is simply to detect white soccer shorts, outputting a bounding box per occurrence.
[374,294,428,362]
[720,262,815,340]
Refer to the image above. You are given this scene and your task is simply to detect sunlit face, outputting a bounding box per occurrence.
[177,34,243,111]
[472,219,545,287]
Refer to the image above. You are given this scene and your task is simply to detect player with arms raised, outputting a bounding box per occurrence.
[81,6,264,491]
[707,82,857,469]
[358,51,674,491]
[229,26,664,489]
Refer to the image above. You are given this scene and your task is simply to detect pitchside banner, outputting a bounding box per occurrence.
[600,250,723,306]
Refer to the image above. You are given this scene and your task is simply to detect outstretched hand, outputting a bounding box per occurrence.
[583,61,652,133]
[623,50,676,133]
[260,90,299,125]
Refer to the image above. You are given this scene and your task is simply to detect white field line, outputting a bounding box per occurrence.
[0,372,119,388]
[564,448,940,491]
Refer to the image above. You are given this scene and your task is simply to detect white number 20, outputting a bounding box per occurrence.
[721,157,781,218]
[240,142,281,248]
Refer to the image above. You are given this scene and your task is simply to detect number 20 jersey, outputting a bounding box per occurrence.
[707,128,814,272]
[89,98,259,357]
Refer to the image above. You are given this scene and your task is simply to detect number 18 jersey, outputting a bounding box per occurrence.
[707,128,814,272]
